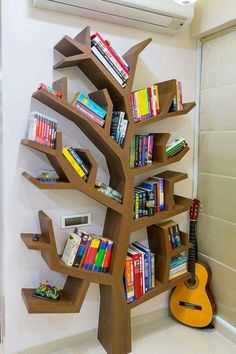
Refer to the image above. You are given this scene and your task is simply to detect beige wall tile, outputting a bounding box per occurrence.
[198,214,236,270]
[199,132,236,177]
[198,173,236,223]
[199,254,236,326]
[200,85,236,131]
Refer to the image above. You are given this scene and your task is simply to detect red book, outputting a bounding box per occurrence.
[148,87,154,117]
[83,238,101,270]
[128,247,142,299]
[74,102,105,127]
[91,32,129,75]
[101,240,113,272]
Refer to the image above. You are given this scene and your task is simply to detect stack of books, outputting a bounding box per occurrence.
[71,92,107,127]
[110,111,128,147]
[167,222,182,249]
[91,32,130,88]
[129,134,154,168]
[62,229,113,273]
[169,255,187,280]
[95,181,122,203]
[169,80,183,112]
[134,176,164,219]
[166,138,188,159]
[130,85,160,123]
[28,111,58,149]
[124,241,155,303]
[62,146,90,181]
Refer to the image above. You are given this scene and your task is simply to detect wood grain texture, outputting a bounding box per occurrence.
[21,26,196,354]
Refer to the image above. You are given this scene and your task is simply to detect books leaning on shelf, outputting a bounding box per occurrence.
[110,111,128,147]
[91,32,130,88]
[71,92,106,127]
[134,176,164,219]
[62,146,90,181]
[169,255,187,280]
[28,111,58,148]
[169,80,183,112]
[161,220,182,249]
[130,85,160,123]
[124,241,155,303]
[95,181,122,203]
[62,229,113,272]
[166,138,188,159]
[130,134,154,168]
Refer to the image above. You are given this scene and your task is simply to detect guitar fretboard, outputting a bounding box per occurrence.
[188,220,198,279]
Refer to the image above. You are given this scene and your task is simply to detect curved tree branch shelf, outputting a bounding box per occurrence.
[21,26,195,354]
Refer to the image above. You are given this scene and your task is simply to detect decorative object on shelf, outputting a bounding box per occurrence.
[38,83,62,98]
[38,169,58,183]
[33,281,61,302]
[169,199,216,328]
[95,180,122,203]
[20,26,195,353]
[32,234,40,242]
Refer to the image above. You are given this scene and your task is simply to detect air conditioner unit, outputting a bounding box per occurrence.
[32,0,195,36]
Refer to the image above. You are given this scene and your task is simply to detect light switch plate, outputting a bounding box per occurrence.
[60,213,91,229]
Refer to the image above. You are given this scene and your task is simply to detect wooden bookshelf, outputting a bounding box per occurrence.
[21,26,195,354]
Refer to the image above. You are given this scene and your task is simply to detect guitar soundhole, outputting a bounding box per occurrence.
[185,276,199,289]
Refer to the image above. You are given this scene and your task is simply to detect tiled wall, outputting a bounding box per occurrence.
[198,30,236,326]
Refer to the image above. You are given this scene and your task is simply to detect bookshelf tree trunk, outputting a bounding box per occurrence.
[20,26,195,354]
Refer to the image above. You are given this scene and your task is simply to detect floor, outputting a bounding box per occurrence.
[17,316,236,354]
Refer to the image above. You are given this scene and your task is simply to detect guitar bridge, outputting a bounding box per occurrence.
[179,301,202,310]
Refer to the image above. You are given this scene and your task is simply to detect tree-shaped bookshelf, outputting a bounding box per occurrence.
[21,27,195,354]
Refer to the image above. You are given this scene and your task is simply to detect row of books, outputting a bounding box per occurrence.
[124,242,155,303]
[95,181,123,204]
[62,146,90,181]
[166,138,188,159]
[162,220,182,249]
[28,111,58,149]
[134,176,164,219]
[62,229,113,272]
[91,32,130,88]
[169,255,187,280]
[130,85,160,123]
[169,81,183,112]
[111,111,128,147]
[130,134,154,168]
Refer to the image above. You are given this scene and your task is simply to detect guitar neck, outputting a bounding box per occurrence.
[188,220,198,278]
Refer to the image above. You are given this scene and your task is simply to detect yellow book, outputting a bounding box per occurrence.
[137,90,143,119]
[62,147,86,179]
[142,89,149,118]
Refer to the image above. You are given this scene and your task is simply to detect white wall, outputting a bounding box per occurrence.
[1,0,196,353]
[191,0,236,38]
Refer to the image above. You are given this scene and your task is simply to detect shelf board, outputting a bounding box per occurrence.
[21,139,57,156]
[21,233,50,251]
[170,243,192,257]
[132,195,192,232]
[22,172,124,215]
[56,258,113,285]
[131,146,189,176]
[134,102,196,130]
[21,288,77,313]
[128,272,191,309]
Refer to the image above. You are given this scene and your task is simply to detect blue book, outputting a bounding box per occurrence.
[133,242,152,290]
[77,93,107,119]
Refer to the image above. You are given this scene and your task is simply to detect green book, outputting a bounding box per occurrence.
[94,239,108,272]
[130,136,136,168]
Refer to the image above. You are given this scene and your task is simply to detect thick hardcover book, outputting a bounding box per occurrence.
[128,247,142,300]
[71,92,106,119]
[133,242,152,290]
[62,232,81,266]
[83,238,101,270]
[62,147,87,180]
[94,238,108,272]
[124,256,135,303]
[74,101,105,127]
[91,45,126,87]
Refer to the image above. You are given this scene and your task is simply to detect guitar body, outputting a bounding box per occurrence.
[170,262,215,328]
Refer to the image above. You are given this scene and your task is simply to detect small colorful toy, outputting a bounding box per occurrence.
[38,83,62,98]
[33,281,61,301]
[38,169,58,183]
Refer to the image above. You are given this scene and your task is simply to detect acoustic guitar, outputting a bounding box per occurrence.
[169,199,216,328]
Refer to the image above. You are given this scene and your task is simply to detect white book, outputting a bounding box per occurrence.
[62,232,81,266]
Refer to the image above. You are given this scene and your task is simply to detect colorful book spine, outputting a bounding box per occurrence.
[67,146,90,176]
[28,111,58,148]
[83,238,101,270]
[62,147,87,180]
[91,45,126,87]
[75,93,107,119]
[128,248,142,300]
[101,240,113,272]
[151,253,155,288]
[124,257,135,303]
[94,239,108,272]
[74,101,105,127]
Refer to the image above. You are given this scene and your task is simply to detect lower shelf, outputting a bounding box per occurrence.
[22,288,77,313]
[128,272,191,309]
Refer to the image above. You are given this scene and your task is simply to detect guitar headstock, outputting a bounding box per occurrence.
[190,199,200,221]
